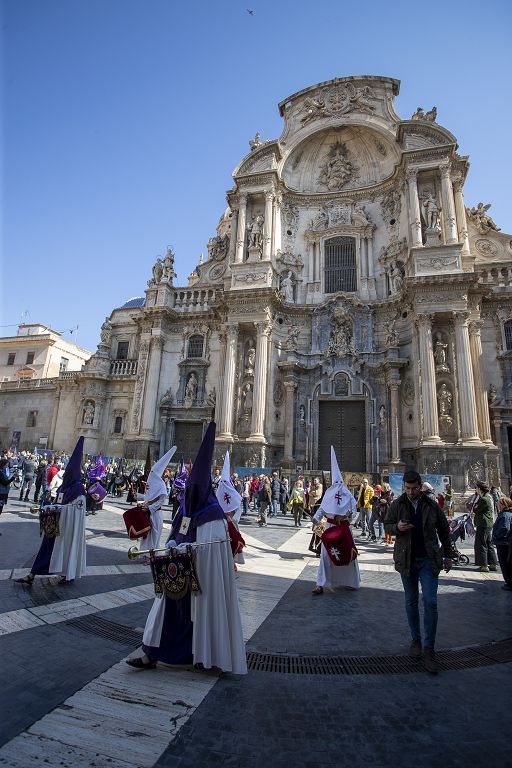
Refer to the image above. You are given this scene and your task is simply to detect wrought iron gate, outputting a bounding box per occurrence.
[318,401,365,471]
[324,236,357,293]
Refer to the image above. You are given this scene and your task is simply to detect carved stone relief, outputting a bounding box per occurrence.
[318,142,358,192]
[298,82,376,125]
[466,203,500,235]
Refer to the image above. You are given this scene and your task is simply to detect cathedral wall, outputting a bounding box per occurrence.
[0,386,56,451]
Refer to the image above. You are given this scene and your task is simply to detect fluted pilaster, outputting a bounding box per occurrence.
[416,314,441,442]
[250,321,271,441]
[453,312,480,442]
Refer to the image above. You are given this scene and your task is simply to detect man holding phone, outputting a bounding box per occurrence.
[385,470,455,674]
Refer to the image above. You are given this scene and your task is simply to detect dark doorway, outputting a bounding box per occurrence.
[318,400,366,471]
[174,421,204,461]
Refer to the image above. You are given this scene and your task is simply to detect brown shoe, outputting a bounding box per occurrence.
[312,586,323,595]
[489,566,497,572]
[423,649,439,675]
[409,639,422,658]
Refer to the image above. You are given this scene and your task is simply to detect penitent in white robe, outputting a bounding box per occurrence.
[315,519,361,590]
[144,497,165,552]
[49,495,87,581]
[143,518,247,674]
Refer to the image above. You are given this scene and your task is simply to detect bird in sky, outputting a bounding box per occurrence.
[246,8,254,15]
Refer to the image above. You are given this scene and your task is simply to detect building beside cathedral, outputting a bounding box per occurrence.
[2,75,512,489]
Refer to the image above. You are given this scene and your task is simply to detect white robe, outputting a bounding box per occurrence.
[143,518,247,674]
[315,519,361,590]
[145,497,165,551]
[49,495,87,581]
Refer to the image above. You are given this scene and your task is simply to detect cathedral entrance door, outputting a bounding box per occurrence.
[174,421,203,461]
[318,401,366,471]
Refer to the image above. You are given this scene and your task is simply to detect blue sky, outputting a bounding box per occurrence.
[2,0,511,352]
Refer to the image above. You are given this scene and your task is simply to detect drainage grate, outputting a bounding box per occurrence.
[246,638,512,676]
[65,615,143,647]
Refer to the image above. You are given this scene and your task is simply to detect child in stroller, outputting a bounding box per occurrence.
[448,513,474,565]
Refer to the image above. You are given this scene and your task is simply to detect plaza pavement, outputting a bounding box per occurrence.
[0,496,510,768]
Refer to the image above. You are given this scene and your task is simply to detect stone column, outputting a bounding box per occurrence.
[228,208,238,264]
[389,380,402,462]
[283,380,296,462]
[367,235,374,278]
[159,414,168,455]
[359,236,368,278]
[493,418,505,477]
[217,324,238,439]
[440,164,458,244]
[407,169,423,247]
[141,335,164,435]
[469,320,492,443]
[416,314,441,442]
[273,193,282,255]
[130,337,151,433]
[453,312,480,442]
[250,321,271,441]
[263,190,273,260]
[452,175,470,256]
[234,194,247,264]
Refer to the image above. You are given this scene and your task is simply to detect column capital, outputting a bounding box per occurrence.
[415,313,434,329]
[439,162,452,179]
[468,319,484,336]
[151,335,164,350]
[226,323,239,340]
[255,320,272,337]
[265,189,274,202]
[238,192,248,206]
[452,310,470,326]
[406,167,418,181]
[388,379,401,390]
[284,380,297,391]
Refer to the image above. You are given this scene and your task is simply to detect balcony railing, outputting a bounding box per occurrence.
[110,359,138,376]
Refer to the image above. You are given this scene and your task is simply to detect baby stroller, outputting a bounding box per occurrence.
[448,513,473,566]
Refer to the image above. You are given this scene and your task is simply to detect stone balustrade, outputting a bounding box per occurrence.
[172,288,217,311]
[477,264,512,288]
[110,359,138,377]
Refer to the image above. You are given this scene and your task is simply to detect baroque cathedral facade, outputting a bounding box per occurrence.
[7,76,512,488]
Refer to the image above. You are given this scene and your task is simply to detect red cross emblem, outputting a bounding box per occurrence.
[335,491,342,505]
[223,491,231,504]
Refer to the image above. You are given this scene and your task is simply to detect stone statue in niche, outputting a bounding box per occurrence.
[206,387,216,407]
[151,258,163,284]
[184,372,198,409]
[388,261,404,294]
[299,404,306,423]
[241,382,253,415]
[383,319,399,347]
[83,401,95,426]
[280,271,295,303]
[421,191,441,230]
[467,202,501,235]
[379,405,386,426]
[247,215,264,249]
[326,309,353,358]
[433,333,450,373]
[244,346,256,377]
[437,383,453,420]
[352,202,371,226]
[100,318,113,345]
[318,142,355,191]
[488,384,498,405]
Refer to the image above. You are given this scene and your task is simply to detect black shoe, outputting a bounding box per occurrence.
[423,649,439,675]
[409,639,422,658]
[126,656,156,669]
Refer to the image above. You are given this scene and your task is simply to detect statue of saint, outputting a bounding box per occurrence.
[184,372,198,408]
[83,401,95,425]
[280,271,294,303]
[242,383,253,414]
[247,214,264,248]
[162,248,176,280]
[437,383,452,416]
[152,258,163,284]
[422,191,440,230]
[388,262,403,293]
[244,347,256,376]
[433,333,449,372]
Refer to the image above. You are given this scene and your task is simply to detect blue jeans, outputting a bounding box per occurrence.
[270,498,280,517]
[400,558,439,650]
[242,497,249,515]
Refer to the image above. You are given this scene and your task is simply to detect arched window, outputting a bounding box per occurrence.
[113,416,123,434]
[187,335,204,358]
[324,236,357,294]
[504,320,512,351]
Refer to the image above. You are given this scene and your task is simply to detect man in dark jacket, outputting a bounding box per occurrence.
[20,454,36,502]
[385,470,454,675]
[473,481,498,572]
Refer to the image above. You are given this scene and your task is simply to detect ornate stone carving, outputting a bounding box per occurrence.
[273,379,284,406]
[131,340,150,430]
[420,190,441,230]
[402,378,415,406]
[160,388,173,406]
[162,247,176,281]
[234,272,268,284]
[209,263,226,281]
[284,324,300,352]
[310,209,329,229]
[475,238,498,257]
[281,201,300,237]
[249,132,261,150]
[411,106,437,122]
[207,234,230,261]
[244,346,256,377]
[241,382,253,414]
[383,319,399,347]
[387,261,405,294]
[433,332,450,373]
[488,384,498,405]
[276,250,304,270]
[299,82,376,125]
[467,203,500,235]
[381,188,401,224]
[328,203,351,228]
[206,387,216,407]
[318,142,357,191]
[334,374,349,396]
[325,308,354,358]
[352,202,371,226]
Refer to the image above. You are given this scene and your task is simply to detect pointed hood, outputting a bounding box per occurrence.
[141,445,177,504]
[87,452,106,480]
[184,421,225,524]
[173,458,188,493]
[137,445,152,494]
[216,451,242,515]
[57,436,85,504]
[320,446,355,517]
